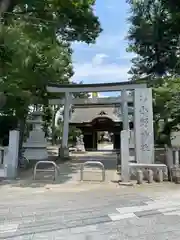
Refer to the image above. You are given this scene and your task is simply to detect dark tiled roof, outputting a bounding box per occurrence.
[70,106,121,123]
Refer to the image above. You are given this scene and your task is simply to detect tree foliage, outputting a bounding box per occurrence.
[0,0,101,150]
[153,77,180,145]
[0,0,101,118]
[0,0,101,43]
[127,0,180,80]
[127,1,180,145]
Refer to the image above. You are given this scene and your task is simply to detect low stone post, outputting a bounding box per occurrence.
[155,169,163,182]
[4,130,19,179]
[175,149,179,167]
[175,168,180,184]
[137,170,143,184]
[144,169,148,180]
[165,146,173,181]
[147,169,153,183]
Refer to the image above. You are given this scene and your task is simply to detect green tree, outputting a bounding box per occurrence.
[0,0,101,43]
[0,0,101,105]
[0,0,102,154]
[0,22,73,151]
[127,1,180,152]
[127,0,180,81]
[153,77,180,146]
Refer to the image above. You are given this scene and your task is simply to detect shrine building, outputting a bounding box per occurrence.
[69,93,134,150]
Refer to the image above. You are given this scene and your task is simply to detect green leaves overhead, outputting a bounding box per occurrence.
[1,0,102,43]
[127,0,180,80]
[0,0,101,117]
[153,77,180,145]
[127,1,180,144]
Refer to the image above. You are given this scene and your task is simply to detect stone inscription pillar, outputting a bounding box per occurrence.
[134,88,154,164]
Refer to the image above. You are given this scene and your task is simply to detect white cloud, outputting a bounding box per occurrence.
[92,53,108,65]
[72,61,130,83]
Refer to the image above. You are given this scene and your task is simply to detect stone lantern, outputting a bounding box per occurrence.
[23,111,48,160]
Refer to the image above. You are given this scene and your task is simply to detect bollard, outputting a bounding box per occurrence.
[171,167,178,182]
[147,169,153,183]
[80,161,105,182]
[155,169,163,182]
[33,161,58,181]
[175,168,180,184]
[137,170,143,184]
[143,169,148,180]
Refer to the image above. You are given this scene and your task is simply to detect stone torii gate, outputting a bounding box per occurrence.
[47,82,154,164]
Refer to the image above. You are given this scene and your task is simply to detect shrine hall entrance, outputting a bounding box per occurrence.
[82,117,123,151]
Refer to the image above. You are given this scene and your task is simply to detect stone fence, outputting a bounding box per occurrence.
[127,148,166,164]
[128,147,180,165]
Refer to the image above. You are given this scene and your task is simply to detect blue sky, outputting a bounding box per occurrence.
[71,0,134,88]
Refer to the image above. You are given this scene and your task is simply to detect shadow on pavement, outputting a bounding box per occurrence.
[0,151,118,189]
[71,152,117,170]
[0,161,80,189]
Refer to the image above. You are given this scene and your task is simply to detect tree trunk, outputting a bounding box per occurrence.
[0,0,15,18]
[0,0,10,16]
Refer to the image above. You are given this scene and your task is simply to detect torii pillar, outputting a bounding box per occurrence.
[59,92,71,158]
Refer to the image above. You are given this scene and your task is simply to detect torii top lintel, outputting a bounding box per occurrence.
[47,81,147,93]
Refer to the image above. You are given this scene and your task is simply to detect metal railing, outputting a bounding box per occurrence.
[80,161,105,182]
[33,161,58,180]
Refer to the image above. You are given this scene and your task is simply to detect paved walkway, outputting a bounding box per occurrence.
[1,149,180,239]
[97,143,113,151]
[1,182,180,239]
